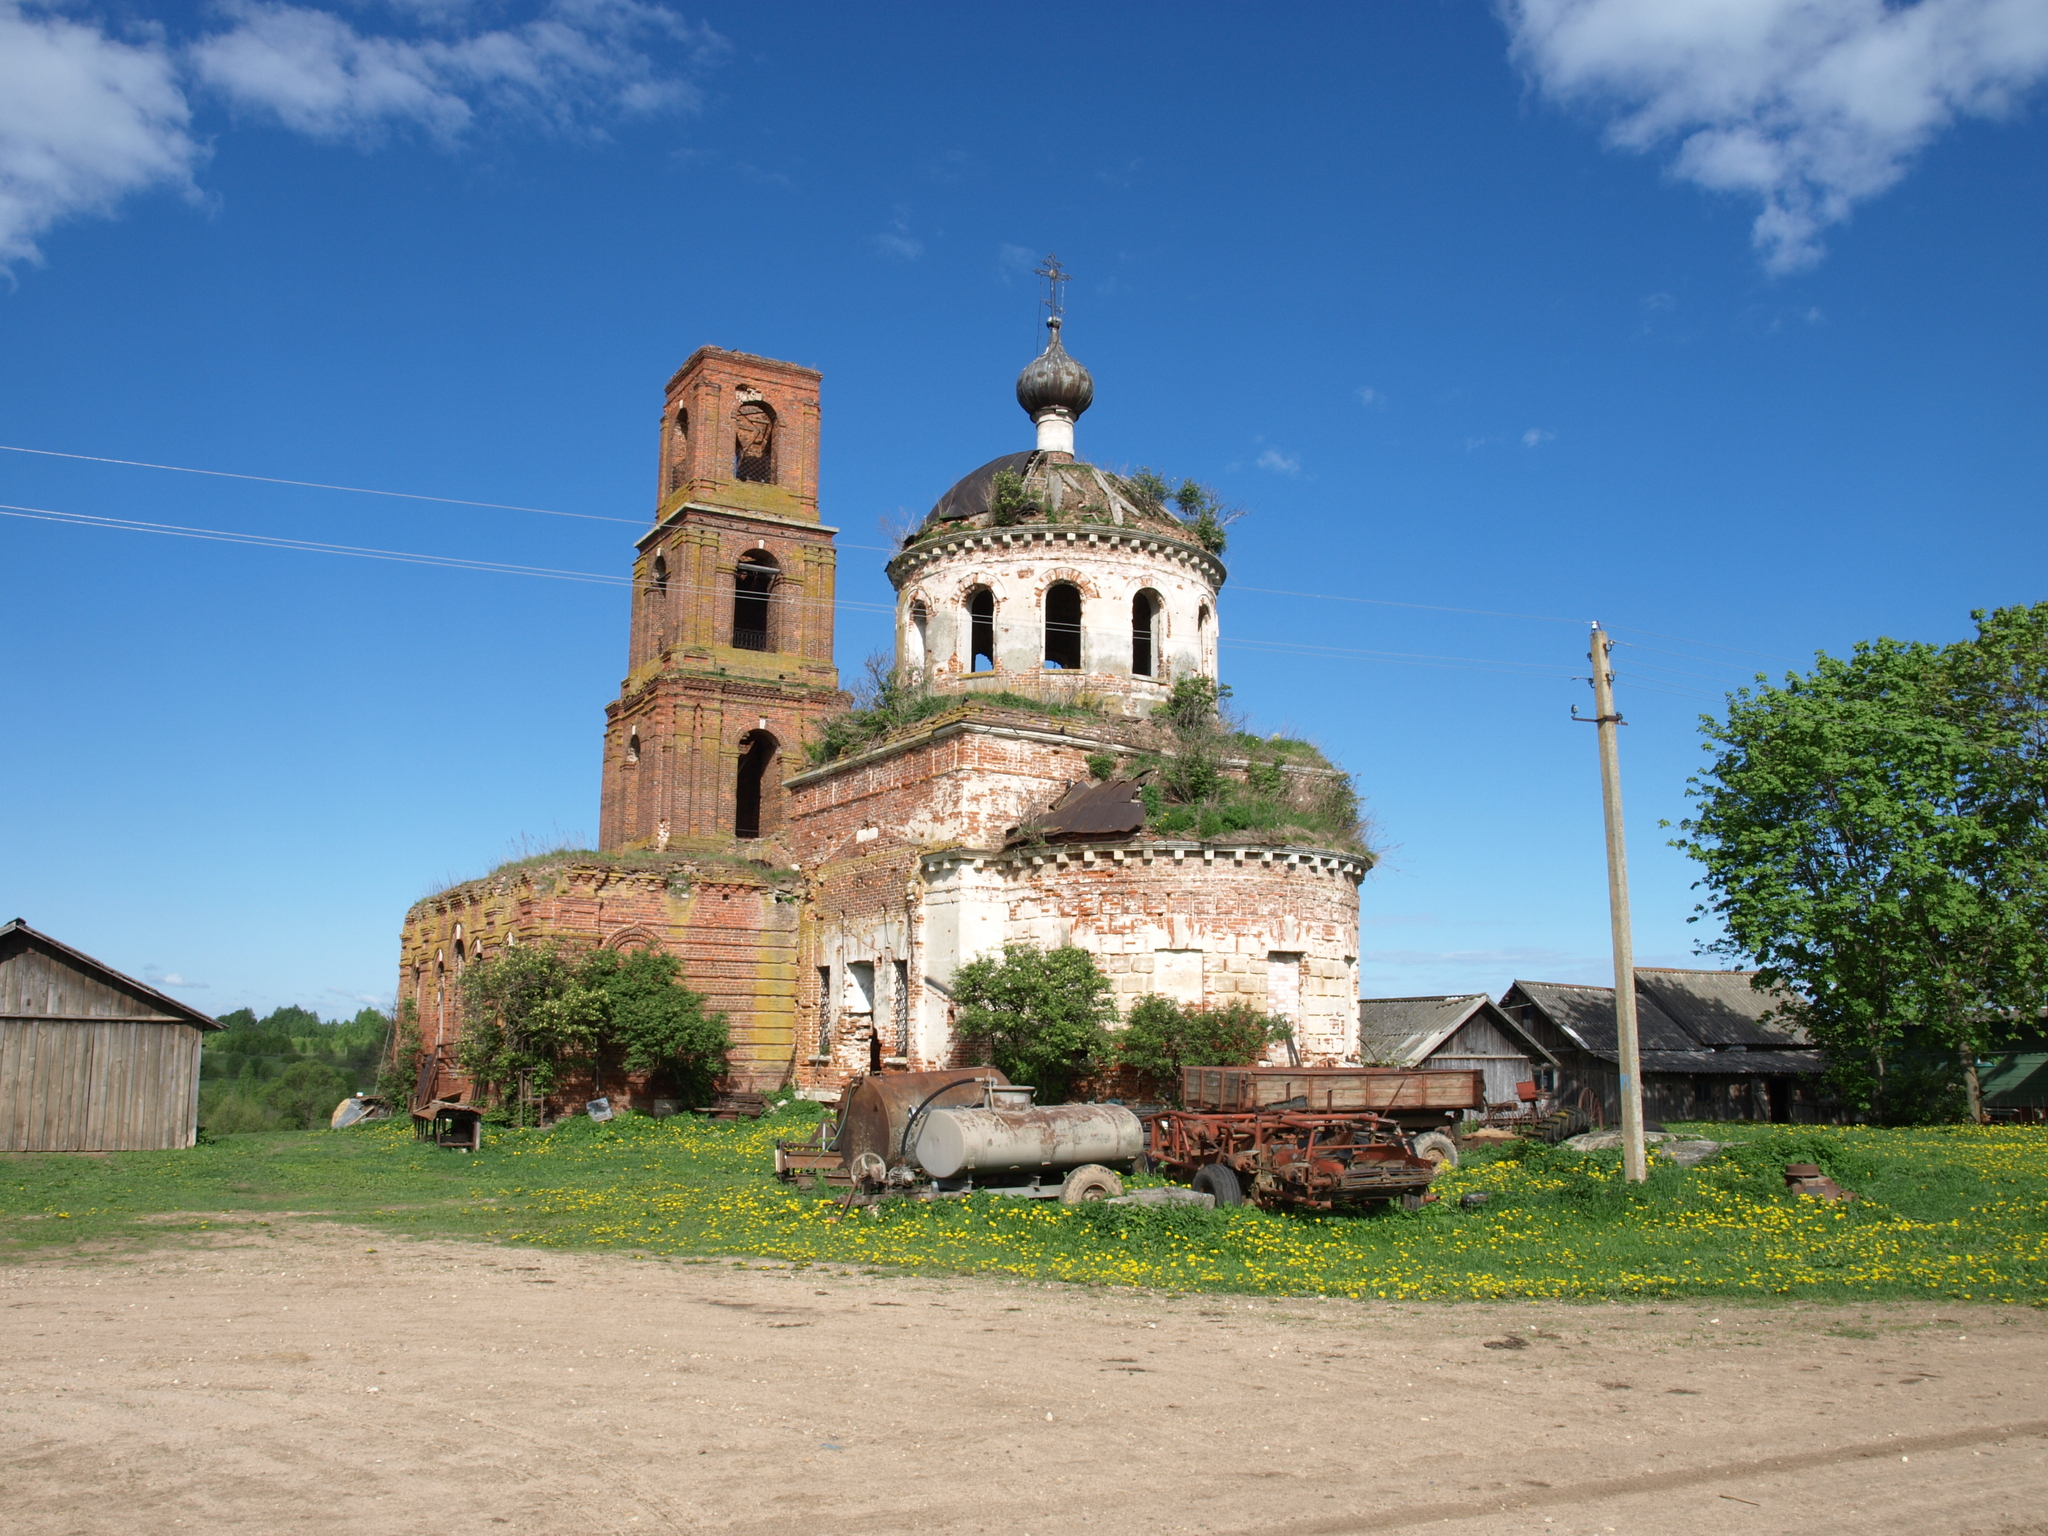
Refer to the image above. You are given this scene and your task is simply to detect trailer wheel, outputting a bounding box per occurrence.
[1411,1131,1459,1169]
[1192,1163,1244,1206]
[1060,1165,1123,1204]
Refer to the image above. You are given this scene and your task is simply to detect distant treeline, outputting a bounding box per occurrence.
[199,1005,392,1134]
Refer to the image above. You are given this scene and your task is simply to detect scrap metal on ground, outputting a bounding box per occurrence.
[1148,1065,1449,1211]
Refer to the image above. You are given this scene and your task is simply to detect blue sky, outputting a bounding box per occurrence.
[2,0,2045,1018]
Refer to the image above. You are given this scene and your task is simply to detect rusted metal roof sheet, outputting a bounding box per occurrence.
[1027,779,1148,842]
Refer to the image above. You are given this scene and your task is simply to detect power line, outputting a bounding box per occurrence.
[0,443,645,526]
[2,440,1786,666]
[6,495,1745,710]
[0,503,897,614]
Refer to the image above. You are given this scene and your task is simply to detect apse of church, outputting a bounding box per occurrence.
[398,314,1368,1111]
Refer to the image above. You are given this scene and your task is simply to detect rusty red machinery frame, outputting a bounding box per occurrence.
[1145,1107,1439,1211]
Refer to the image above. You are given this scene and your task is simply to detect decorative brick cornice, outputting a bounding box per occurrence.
[639,501,842,551]
[918,842,1371,884]
[782,707,1153,789]
[884,523,1226,593]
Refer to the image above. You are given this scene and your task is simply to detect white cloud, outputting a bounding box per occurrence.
[1504,0,2048,270]
[872,215,923,261]
[1256,447,1301,476]
[1640,290,1677,311]
[0,0,719,267]
[145,967,209,988]
[0,3,199,266]
[191,0,722,143]
[1522,427,1556,446]
[1355,385,1384,408]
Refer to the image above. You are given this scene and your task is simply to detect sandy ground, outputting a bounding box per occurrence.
[3,1221,2046,1536]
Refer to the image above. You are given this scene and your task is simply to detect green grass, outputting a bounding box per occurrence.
[7,1114,2047,1304]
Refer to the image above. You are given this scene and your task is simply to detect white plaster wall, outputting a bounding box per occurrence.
[892,531,1222,713]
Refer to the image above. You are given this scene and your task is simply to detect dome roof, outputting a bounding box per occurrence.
[918,451,1193,541]
[926,451,1040,524]
[1015,318,1094,422]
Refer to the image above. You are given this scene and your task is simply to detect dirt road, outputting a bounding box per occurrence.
[3,1220,2045,1535]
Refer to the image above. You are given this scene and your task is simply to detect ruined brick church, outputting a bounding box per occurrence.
[399,319,1370,1108]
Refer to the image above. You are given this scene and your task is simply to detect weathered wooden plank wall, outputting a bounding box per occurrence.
[0,1020,203,1151]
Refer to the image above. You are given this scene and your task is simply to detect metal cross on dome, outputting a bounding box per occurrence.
[1034,253,1070,325]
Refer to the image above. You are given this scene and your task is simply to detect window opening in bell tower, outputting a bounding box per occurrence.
[734,400,776,483]
[734,729,777,839]
[1132,588,1161,677]
[733,550,777,651]
[968,587,995,672]
[1043,582,1082,670]
[667,407,688,492]
[906,600,929,673]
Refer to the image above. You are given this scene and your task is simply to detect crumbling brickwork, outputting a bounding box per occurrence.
[398,858,802,1105]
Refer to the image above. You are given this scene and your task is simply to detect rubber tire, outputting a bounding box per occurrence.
[1410,1131,1459,1169]
[1060,1164,1124,1205]
[1191,1163,1244,1207]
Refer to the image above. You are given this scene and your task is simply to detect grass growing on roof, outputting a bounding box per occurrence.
[7,1115,2048,1303]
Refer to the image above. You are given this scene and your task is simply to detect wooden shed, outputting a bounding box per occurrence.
[1357,994,1555,1108]
[1499,968,1830,1126]
[0,918,222,1152]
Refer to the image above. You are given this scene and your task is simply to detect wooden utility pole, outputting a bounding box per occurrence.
[1588,625,1649,1182]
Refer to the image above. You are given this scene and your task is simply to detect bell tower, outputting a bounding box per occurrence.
[599,348,847,852]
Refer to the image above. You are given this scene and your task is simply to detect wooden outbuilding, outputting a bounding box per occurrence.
[1498,967,1829,1126]
[1357,994,1555,1107]
[0,918,222,1152]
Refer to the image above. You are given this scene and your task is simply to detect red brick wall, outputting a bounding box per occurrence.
[397,858,803,1108]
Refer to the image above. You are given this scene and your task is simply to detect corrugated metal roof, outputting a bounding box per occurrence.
[1357,994,1492,1065]
[1636,967,1806,1046]
[1509,979,1696,1055]
[1981,1052,2048,1108]
[1508,970,1821,1070]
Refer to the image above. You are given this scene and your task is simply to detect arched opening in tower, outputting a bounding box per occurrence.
[1043,582,1082,670]
[735,729,778,839]
[968,587,995,672]
[1132,588,1162,677]
[906,599,929,673]
[733,551,778,651]
[734,400,776,483]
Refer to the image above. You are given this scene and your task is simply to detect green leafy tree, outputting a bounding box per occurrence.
[952,942,1117,1101]
[1674,622,2048,1123]
[458,942,729,1112]
[582,947,731,1104]
[1117,995,1293,1101]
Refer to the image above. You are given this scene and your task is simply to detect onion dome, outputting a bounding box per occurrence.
[1015,318,1094,429]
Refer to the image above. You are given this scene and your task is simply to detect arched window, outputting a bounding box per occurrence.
[650,551,668,596]
[734,400,776,483]
[1043,582,1082,670]
[905,599,929,673]
[626,730,640,765]
[1197,602,1213,674]
[968,587,995,673]
[735,729,778,839]
[667,408,689,492]
[1132,589,1162,677]
[733,549,778,651]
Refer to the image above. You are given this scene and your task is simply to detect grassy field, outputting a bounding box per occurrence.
[5,1108,2047,1303]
